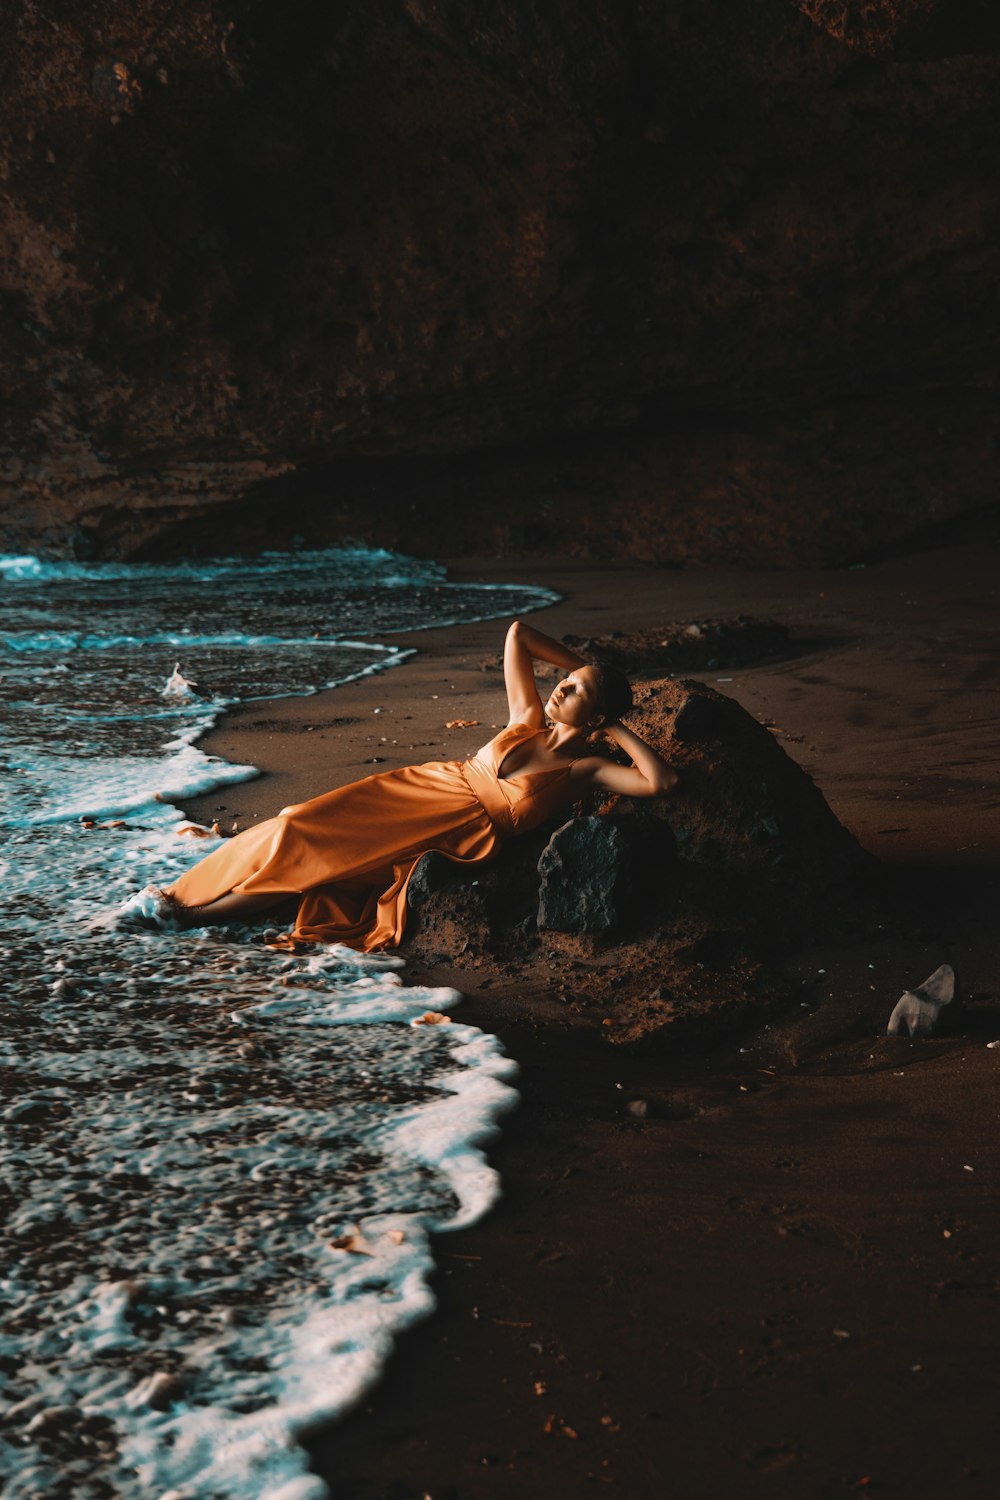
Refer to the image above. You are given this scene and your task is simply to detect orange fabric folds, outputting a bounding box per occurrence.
[167,723,573,952]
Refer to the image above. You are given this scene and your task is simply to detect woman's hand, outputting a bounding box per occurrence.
[503,619,587,728]
[570,721,679,798]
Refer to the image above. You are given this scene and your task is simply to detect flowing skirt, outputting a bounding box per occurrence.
[167,758,501,950]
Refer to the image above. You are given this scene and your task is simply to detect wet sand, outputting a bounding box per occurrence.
[184,545,1000,1498]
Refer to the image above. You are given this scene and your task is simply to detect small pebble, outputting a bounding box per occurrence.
[26,1405,81,1434]
[6,1395,46,1424]
[129,1372,185,1411]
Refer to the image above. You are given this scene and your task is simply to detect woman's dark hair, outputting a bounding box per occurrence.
[590,663,633,724]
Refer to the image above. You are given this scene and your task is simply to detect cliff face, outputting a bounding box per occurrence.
[2,0,998,562]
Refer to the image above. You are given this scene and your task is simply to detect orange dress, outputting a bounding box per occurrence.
[166,722,576,951]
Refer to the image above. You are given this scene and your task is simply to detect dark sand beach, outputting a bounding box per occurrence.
[182,544,1000,1499]
[8,5,1000,1493]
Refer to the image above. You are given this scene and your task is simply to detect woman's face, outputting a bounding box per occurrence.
[544,665,603,729]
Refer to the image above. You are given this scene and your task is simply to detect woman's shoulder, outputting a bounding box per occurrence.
[474,719,538,760]
[503,719,547,748]
[504,711,546,733]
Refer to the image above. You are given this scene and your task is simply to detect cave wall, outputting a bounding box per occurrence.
[1,0,998,561]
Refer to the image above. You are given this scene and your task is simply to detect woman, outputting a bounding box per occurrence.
[128,620,677,948]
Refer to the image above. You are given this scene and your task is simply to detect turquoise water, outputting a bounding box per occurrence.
[0,547,557,1500]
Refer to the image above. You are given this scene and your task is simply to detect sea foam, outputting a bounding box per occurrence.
[0,546,557,1499]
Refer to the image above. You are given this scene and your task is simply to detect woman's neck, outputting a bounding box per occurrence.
[543,721,590,756]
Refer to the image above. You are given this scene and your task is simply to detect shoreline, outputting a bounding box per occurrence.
[182,546,1000,1497]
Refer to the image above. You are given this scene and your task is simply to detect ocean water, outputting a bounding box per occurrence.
[0,546,559,1500]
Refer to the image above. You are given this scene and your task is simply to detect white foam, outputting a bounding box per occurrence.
[0,944,518,1500]
[0,553,47,579]
[0,544,555,1499]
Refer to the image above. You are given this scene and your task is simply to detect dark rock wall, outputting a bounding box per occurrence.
[2,0,998,560]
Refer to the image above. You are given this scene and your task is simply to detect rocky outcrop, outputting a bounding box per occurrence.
[405,677,890,1046]
[2,1,998,563]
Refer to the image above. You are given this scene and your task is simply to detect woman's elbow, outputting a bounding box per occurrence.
[654,766,680,796]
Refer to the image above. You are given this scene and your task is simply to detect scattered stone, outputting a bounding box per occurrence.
[26,1404,83,1434]
[6,1395,47,1425]
[886,963,956,1037]
[127,1371,186,1411]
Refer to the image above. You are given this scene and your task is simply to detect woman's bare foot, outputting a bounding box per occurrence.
[116,885,185,932]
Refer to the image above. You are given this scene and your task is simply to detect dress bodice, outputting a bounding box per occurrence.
[462,722,574,837]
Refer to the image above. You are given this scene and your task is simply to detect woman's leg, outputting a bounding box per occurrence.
[174,889,286,928]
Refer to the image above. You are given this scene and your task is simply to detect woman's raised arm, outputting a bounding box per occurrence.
[570,722,679,799]
[503,619,587,728]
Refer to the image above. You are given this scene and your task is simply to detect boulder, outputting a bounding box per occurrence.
[406,851,458,910]
[644,679,877,941]
[405,676,894,1047]
[536,814,669,935]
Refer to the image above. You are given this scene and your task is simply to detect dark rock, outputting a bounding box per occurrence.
[652,680,877,917]
[406,851,459,911]
[3,1098,54,1124]
[536,814,666,935]
[672,694,739,744]
[133,1372,186,1412]
[512,618,793,681]
[25,1405,84,1434]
